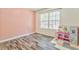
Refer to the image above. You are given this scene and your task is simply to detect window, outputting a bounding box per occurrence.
[49,11,60,29]
[40,9,60,29]
[40,13,48,29]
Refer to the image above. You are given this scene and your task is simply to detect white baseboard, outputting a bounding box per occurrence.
[0,32,35,43]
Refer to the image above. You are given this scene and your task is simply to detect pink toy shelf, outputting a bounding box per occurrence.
[56,32,70,42]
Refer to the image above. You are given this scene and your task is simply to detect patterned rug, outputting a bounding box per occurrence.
[0,33,58,50]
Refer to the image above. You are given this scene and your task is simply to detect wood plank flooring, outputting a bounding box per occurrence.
[0,33,58,50]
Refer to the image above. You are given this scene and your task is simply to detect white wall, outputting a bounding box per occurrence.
[61,8,79,26]
[36,8,79,37]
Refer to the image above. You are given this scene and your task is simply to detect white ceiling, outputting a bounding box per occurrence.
[29,8,59,12]
[29,8,43,11]
[30,8,57,11]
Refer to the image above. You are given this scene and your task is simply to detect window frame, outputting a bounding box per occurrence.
[39,9,61,30]
[39,12,49,29]
[48,10,60,29]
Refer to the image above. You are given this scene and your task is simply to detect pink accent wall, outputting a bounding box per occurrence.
[0,8,36,40]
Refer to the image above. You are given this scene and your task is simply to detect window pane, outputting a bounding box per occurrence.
[55,21,60,26]
[49,20,56,29]
[55,11,60,15]
[40,13,48,21]
[49,20,53,24]
[40,21,48,28]
[40,21,48,26]
[41,21,48,24]
[55,12,60,20]
[49,23,52,29]
[49,12,55,20]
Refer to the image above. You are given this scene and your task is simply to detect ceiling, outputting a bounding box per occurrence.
[29,8,57,11]
[29,8,43,11]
